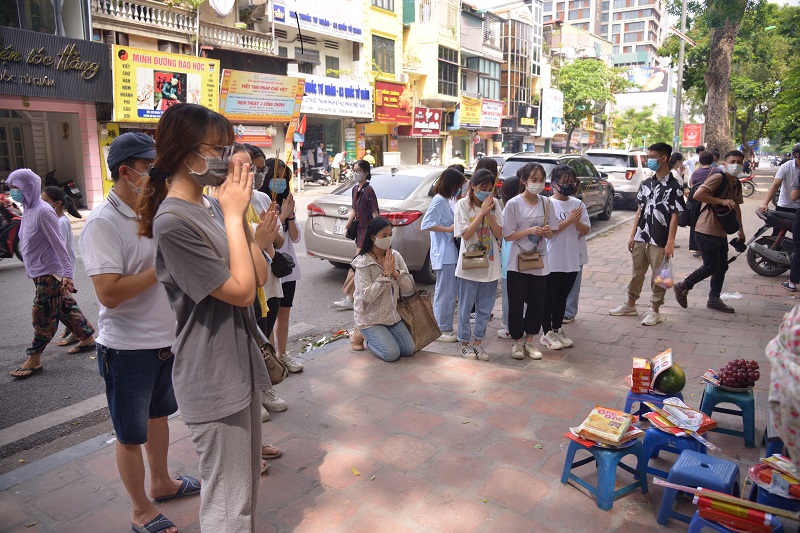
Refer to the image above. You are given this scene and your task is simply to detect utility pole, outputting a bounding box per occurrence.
[672,0,688,150]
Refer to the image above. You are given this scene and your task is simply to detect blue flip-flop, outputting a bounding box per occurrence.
[131,513,177,533]
[152,475,201,503]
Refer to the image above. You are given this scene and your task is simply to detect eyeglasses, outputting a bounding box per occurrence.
[200,143,235,161]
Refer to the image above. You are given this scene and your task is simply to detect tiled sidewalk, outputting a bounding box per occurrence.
[1,205,795,532]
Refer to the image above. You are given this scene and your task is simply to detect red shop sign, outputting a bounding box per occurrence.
[411,107,442,137]
[375,81,413,125]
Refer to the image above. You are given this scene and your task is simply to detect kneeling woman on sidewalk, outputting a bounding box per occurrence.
[351,217,417,361]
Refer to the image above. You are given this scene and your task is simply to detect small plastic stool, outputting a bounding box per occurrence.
[642,427,707,478]
[687,510,784,533]
[560,438,648,511]
[699,384,755,448]
[657,450,741,526]
[624,390,684,417]
[750,485,800,514]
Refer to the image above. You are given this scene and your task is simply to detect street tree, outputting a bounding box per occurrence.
[611,106,674,148]
[555,59,632,153]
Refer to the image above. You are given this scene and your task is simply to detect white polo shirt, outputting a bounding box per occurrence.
[78,190,175,350]
[775,159,800,209]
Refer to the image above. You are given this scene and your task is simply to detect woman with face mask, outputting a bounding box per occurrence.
[350,216,417,361]
[136,103,271,532]
[454,168,504,361]
[421,167,467,342]
[502,163,559,360]
[540,165,590,351]
[334,159,379,310]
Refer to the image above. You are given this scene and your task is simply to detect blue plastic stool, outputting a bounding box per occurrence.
[687,510,784,533]
[642,427,707,478]
[699,384,756,448]
[624,390,684,417]
[750,485,800,514]
[560,438,648,511]
[657,450,741,526]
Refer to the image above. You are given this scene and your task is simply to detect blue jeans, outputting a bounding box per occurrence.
[501,277,509,329]
[457,278,498,343]
[564,266,583,320]
[360,321,415,362]
[433,263,458,333]
[97,344,178,445]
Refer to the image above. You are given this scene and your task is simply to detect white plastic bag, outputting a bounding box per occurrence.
[654,257,676,289]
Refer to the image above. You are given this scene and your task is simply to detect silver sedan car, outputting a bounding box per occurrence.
[304,165,449,283]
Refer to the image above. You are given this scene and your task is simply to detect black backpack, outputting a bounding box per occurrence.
[678,172,729,228]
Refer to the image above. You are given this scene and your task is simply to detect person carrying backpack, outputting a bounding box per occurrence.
[674,150,746,314]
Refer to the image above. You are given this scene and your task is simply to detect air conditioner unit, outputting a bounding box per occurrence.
[398,73,409,83]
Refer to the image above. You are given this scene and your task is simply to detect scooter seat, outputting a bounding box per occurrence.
[773,210,796,221]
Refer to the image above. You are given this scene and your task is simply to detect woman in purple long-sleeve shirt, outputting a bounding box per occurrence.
[6,169,95,379]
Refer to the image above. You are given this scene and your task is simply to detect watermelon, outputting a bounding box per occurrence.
[654,363,686,394]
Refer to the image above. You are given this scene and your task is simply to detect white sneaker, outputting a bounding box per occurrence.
[262,390,288,412]
[540,331,564,350]
[641,308,665,326]
[562,317,575,324]
[524,342,543,360]
[474,346,490,361]
[497,328,512,339]
[437,331,458,343]
[511,342,525,360]
[333,295,354,310]
[461,345,477,359]
[609,303,638,316]
[261,405,270,422]
[280,353,303,373]
[554,328,574,348]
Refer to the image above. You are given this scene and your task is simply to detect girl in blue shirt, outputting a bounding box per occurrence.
[421,168,466,342]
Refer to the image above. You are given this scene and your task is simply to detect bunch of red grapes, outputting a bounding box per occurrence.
[718,359,760,388]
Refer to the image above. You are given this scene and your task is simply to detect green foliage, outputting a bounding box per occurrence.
[611,106,674,148]
[556,59,634,150]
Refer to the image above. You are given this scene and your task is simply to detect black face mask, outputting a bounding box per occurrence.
[557,182,577,196]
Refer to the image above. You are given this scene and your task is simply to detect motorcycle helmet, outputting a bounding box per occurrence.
[792,142,800,156]
[454,151,462,157]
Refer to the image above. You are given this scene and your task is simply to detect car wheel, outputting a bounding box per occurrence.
[597,194,613,221]
[329,260,351,269]
[413,251,437,284]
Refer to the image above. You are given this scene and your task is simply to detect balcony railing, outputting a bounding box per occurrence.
[91,0,196,34]
[199,22,275,56]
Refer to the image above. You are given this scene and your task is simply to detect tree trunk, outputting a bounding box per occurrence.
[703,1,747,153]
[566,125,577,153]
[739,108,754,157]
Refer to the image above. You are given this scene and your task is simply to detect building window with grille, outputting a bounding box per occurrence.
[372,35,395,73]
[438,46,459,97]
[298,62,314,75]
[325,56,340,78]
[372,0,394,11]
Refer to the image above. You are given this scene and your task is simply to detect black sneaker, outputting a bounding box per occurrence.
[707,298,735,314]
[674,281,689,309]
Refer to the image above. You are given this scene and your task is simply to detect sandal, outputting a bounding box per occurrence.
[57,332,79,346]
[261,460,269,475]
[10,366,43,379]
[262,444,282,459]
[131,513,177,533]
[350,328,365,351]
[152,476,201,503]
[68,342,96,355]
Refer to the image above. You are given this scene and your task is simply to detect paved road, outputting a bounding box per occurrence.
[0,180,636,464]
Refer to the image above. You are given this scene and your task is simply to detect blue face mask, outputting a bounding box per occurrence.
[475,190,491,201]
[647,158,661,172]
[9,189,23,203]
[271,178,287,194]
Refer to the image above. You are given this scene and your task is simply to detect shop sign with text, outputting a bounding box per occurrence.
[220,70,304,122]
[113,45,218,122]
[459,95,482,129]
[517,104,539,134]
[234,124,273,145]
[480,99,503,130]
[0,27,112,103]
[374,81,412,125]
[411,107,442,137]
[291,73,372,119]
[274,0,363,42]
[541,87,564,138]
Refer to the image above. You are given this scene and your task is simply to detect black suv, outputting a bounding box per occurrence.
[498,153,615,220]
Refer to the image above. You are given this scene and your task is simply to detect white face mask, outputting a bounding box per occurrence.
[373,235,392,250]
[354,170,366,182]
[526,182,544,195]
[726,163,743,176]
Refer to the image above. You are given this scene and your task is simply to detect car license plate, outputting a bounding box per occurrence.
[332,218,347,235]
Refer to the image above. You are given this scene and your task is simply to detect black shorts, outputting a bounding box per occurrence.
[280,280,296,308]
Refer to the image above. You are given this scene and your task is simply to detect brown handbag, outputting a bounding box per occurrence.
[397,290,441,352]
[517,197,549,271]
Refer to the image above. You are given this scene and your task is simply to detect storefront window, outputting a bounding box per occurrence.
[19,0,56,34]
[421,139,441,164]
[502,20,532,118]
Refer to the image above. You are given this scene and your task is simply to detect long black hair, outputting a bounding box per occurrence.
[434,167,465,198]
[358,216,392,256]
[353,159,372,182]
[43,185,82,218]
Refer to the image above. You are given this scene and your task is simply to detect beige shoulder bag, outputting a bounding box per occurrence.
[517,197,548,271]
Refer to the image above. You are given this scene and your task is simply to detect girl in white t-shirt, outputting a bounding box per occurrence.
[541,165,590,350]
[454,169,503,361]
[502,163,559,360]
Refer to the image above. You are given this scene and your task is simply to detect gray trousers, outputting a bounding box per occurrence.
[188,391,262,532]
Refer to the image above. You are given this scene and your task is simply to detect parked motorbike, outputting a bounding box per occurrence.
[747,208,795,276]
[0,193,22,261]
[303,166,331,186]
[738,174,755,197]
[45,169,85,208]
[340,162,354,183]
